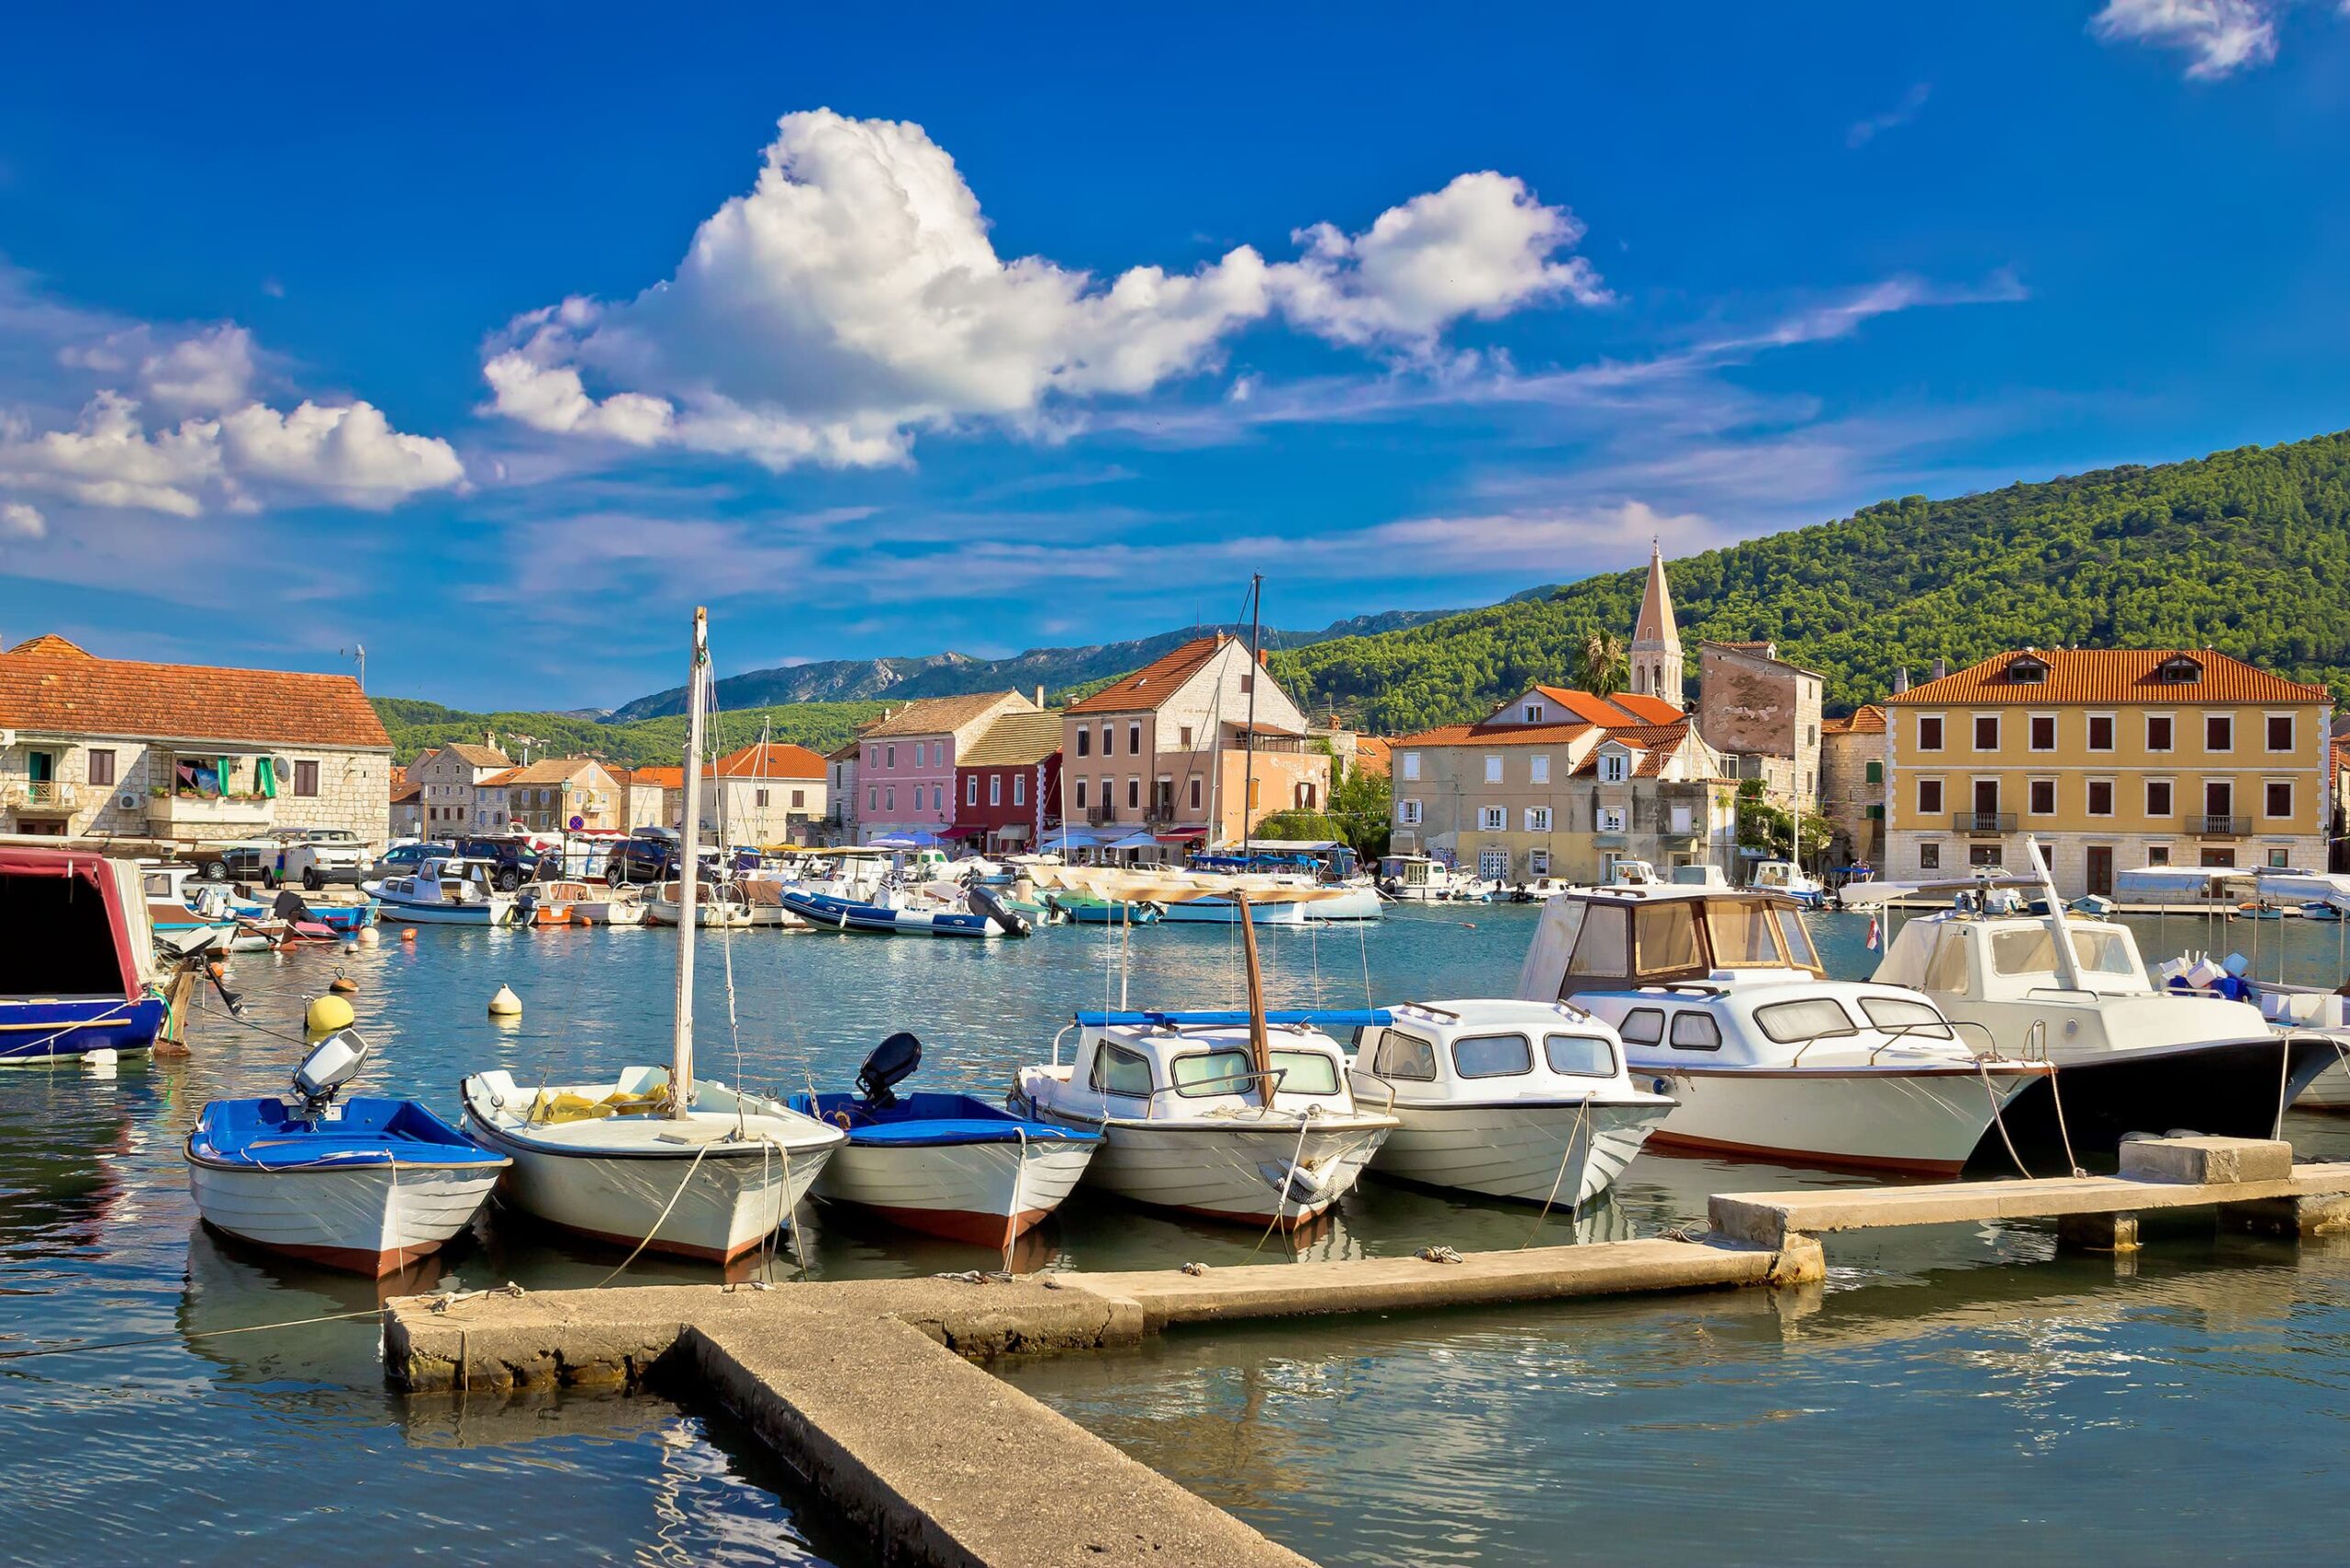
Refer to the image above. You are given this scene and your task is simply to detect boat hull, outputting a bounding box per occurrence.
[1975,1036,2337,1172]
[1630,1058,2043,1175]
[1371,1098,1671,1207]
[375,901,507,925]
[813,1137,1097,1246]
[185,1158,503,1277]
[1294,887,1383,922]
[1014,1094,1389,1225]
[1153,898,1306,926]
[778,890,1000,937]
[0,996,166,1062]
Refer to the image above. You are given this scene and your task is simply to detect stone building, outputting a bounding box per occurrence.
[409,742,512,833]
[0,633,392,846]
[859,691,1044,845]
[700,741,827,845]
[1818,703,1887,868]
[1626,541,1686,709]
[390,770,425,839]
[474,757,625,833]
[1695,640,1824,809]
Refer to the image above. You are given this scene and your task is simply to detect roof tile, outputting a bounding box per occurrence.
[0,635,389,749]
[1066,635,1229,714]
[1886,648,2327,707]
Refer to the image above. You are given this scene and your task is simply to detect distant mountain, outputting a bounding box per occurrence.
[604,608,1459,722]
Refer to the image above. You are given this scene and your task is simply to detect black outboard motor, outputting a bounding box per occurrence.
[856,1032,923,1108]
[271,889,316,924]
[967,883,1032,937]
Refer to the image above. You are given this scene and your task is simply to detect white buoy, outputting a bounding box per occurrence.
[83,1048,118,1070]
[487,984,522,1018]
[356,927,380,947]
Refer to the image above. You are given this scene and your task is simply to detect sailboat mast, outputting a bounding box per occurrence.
[1241,574,1262,860]
[672,607,708,1117]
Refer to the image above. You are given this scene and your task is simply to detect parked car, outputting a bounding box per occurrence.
[369,841,452,879]
[187,836,285,884]
[453,835,541,890]
[280,837,368,890]
[603,837,722,887]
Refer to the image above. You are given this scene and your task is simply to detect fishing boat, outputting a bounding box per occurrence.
[644,879,753,928]
[185,1029,507,1276]
[1043,891,1163,925]
[1851,837,2337,1168]
[569,884,648,926]
[365,857,515,925]
[788,1033,1100,1245]
[0,846,170,1062]
[1747,858,1826,908]
[1518,881,2052,1174]
[1348,999,1673,1207]
[1376,854,1487,903]
[459,609,845,1263]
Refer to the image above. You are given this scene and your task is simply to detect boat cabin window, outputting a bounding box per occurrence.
[1090,1042,1155,1098]
[1921,928,1974,991]
[1565,907,1629,977]
[1171,1048,1254,1097]
[1269,1049,1339,1095]
[1545,1032,1617,1076]
[1773,908,1820,969]
[1752,998,1859,1044]
[1453,1033,1534,1079]
[1634,903,1701,973]
[1989,926,2140,980]
[1668,1012,1723,1051]
[1617,1007,1665,1046]
[1705,901,1785,967]
[1857,995,1953,1039]
[1372,1031,1438,1081]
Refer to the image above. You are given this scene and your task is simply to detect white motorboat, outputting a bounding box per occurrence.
[569,884,648,926]
[1852,837,2337,1167]
[365,857,515,925]
[738,878,811,929]
[1153,890,1308,925]
[1747,859,1826,907]
[1518,882,2051,1173]
[1348,999,1672,1206]
[645,879,753,928]
[458,608,845,1263]
[1378,854,1487,903]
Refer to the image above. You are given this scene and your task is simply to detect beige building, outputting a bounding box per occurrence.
[408,742,513,834]
[474,757,624,833]
[1884,647,2332,896]
[1818,703,1887,868]
[390,771,425,839]
[0,633,392,846]
[700,742,827,845]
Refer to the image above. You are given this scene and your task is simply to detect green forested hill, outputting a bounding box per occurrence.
[1271,430,2350,733]
[371,697,886,767]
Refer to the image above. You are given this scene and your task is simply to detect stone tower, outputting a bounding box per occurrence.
[1627,540,1684,709]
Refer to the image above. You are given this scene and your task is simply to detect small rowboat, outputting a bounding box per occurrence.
[185,1031,508,1276]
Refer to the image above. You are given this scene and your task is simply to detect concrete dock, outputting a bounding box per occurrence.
[384,1138,2350,1568]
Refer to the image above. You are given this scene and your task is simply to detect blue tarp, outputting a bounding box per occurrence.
[188,1095,503,1170]
[786,1091,1097,1146]
[1072,1008,1393,1029]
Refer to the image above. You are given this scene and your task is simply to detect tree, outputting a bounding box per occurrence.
[1579,632,1628,699]
[1735,778,1831,864]
[1324,758,1393,862]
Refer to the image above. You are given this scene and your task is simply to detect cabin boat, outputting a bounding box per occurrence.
[1377,855,1487,903]
[365,857,515,925]
[1747,859,1826,908]
[1516,884,2051,1173]
[1013,1009,1398,1226]
[516,879,589,925]
[1851,840,2337,1167]
[0,847,170,1062]
[1042,891,1163,925]
[788,1034,1100,1246]
[185,1030,507,1276]
[1347,999,1673,1207]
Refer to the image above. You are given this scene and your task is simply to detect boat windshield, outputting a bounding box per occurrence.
[1774,907,1821,969]
[1633,903,1702,973]
[1268,1049,1339,1095]
[1753,997,1860,1044]
[1706,901,1787,967]
[1172,1048,1256,1097]
[1990,925,2143,982]
[1453,1033,1534,1079]
[1856,994,1954,1039]
[1543,1032,1616,1077]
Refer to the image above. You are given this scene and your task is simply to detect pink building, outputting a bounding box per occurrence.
[856,690,1041,844]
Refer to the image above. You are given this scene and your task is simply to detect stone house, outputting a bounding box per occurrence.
[390,770,425,838]
[1695,640,1824,809]
[700,742,827,845]
[823,740,859,845]
[408,742,513,834]
[1818,704,1888,868]
[474,757,624,833]
[0,633,393,846]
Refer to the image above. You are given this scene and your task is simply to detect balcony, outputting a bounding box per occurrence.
[1950,812,2017,835]
[2190,814,2251,837]
[147,790,274,834]
[5,780,78,813]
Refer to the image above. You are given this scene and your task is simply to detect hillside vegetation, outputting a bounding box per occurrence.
[1270,430,2350,733]
[372,697,886,768]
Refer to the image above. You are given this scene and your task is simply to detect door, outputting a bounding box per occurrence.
[2200,847,2236,868]
[1972,778,1999,830]
[2204,780,2233,827]
[2086,846,2114,897]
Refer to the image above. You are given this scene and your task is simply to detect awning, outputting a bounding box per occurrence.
[1108,831,1161,851]
[991,823,1031,843]
[1156,828,1208,843]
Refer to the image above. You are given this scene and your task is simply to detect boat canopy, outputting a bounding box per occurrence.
[1029,865,1355,905]
[1075,1008,1393,1029]
[0,846,155,1001]
[1515,889,1822,1002]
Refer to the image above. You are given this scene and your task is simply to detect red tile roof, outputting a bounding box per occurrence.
[0,633,389,749]
[1067,635,1234,714]
[1823,703,1887,736]
[1568,722,1697,777]
[1602,691,1687,725]
[1399,686,1679,748]
[859,691,1033,738]
[1351,736,1393,774]
[1886,648,2327,707]
[626,766,685,790]
[710,742,825,779]
[1396,720,1596,748]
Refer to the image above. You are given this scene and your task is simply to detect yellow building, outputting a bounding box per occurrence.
[1884,648,2332,896]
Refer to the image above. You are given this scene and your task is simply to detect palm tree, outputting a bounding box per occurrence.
[1579,632,1628,698]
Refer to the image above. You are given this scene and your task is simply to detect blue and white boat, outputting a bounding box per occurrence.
[789,1034,1099,1246]
[1748,859,1827,908]
[0,846,168,1062]
[185,1030,508,1276]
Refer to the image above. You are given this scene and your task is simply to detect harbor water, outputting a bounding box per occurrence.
[6,903,2349,1564]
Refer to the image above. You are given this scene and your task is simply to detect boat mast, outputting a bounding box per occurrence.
[1237,575,1270,1093]
[1241,573,1262,861]
[672,607,708,1118]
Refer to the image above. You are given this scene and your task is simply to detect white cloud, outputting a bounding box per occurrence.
[483,108,1603,471]
[217,400,468,507]
[2091,0,2279,77]
[0,392,220,517]
[1,500,43,539]
[1848,84,1932,148]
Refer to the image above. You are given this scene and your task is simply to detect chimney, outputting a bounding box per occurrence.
[1892,666,1910,694]
[1035,686,1045,709]
[1930,656,1948,680]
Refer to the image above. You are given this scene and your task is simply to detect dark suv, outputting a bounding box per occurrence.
[453,836,541,891]
[603,837,722,887]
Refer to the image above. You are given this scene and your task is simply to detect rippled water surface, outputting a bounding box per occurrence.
[6,902,2349,1564]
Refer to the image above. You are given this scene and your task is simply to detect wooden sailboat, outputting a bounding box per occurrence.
[460,609,845,1261]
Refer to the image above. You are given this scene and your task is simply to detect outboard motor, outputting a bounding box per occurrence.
[967,883,1032,937]
[271,889,316,925]
[856,1032,923,1108]
[291,1027,371,1119]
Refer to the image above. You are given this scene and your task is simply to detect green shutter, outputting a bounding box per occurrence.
[1865,761,1883,783]
[1867,803,1884,820]
[218,756,235,795]
[255,756,277,798]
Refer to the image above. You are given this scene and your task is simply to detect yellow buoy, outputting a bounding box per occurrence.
[487,984,522,1018]
[306,993,356,1035]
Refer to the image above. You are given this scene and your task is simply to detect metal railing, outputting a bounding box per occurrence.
[1950,812,2017,834]
[2189,814,2250,836]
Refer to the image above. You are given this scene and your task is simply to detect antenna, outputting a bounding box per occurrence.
[341,644,366,691]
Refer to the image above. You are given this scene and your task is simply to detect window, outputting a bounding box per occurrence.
[1524,703,1544,722]
[2158,655,2203,684]
[867,787,878,812]
[1917,778,1944,815]
[1013,774,1025,807]
[1616,1007,1664,1046]
[913,743,926,768]
[87,749,115,787]
[1753,998,1858,1044]
[886,745,897,767]
[1397,799,1423,824]
[1990,927,2137,978]
[1528,849,1550,876]
[1076,728,1091,756]
[2087,779,2114,816]
[791,789,805,809]
[1530,755,1550,784]
[1090,1043,1154,1098]
[2030,715,2057,751]
[293,760,319,797]
[1600,751,1628,783]
[1188,777,1202,811]
[755,788,771,809]
[1127,778,1141,810]
[1865,759,1883,784]
[885,788,896,812]
[1545,1032,1616,1075]
[1268,1051,1338,1095]
[1128,722,1142,756]
[2206,714,2232,752]
[1402,752,1420,781]
[967,776,979,806]
[1973,714,1998,751]
[1372,1031,1438,1081]
[2145,778,2174,816]
[989,775,1002,806]
[1073,779,1088,810]
[932,786,943,811]
[1918,714,1944,751]
[1566,908,1630,978]
[1099,724,1113,756]
[1705,902,1786,967]
[2268,715,2295,752]
[1919,842,1941,870]
[1453,1033,1534,1078]
[1173,1049,1252,1097]
[1634,902,1702,971]
[2147,845,2171,867]
[1484,755,1503,784]
[1857,996,1953,1039]
[2266,780,2293,818]
[2028,778,2056,815]
[2269,848,2290,868]
[1525,807,1552,832]
[2146,714,2174,751]
[1478,806,1505,831]
[1597,806,1627,834]
[1179,725,1192,747]
[1667,1013,1723,1052]
[2087,714,2114,751]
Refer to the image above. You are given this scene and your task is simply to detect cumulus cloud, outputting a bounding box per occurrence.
[483,108,1603,471]
[1,500,43,539]
[2091,0,2279,77]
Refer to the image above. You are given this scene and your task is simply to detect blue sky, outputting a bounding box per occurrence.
[2,2,2346,710]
